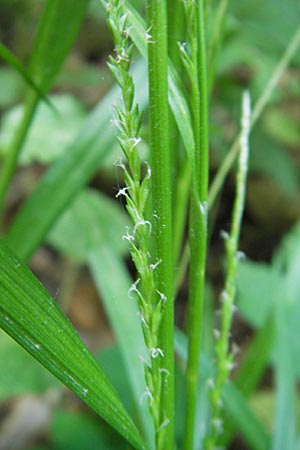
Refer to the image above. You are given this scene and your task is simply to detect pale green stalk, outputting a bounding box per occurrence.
[147,1,174,449]
[205,91,251,449]
[208,22,300,209]
[180,2,209,449]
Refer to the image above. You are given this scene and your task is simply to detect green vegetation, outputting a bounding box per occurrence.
[0,1,300,449]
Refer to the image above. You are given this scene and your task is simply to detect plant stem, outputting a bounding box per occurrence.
[206,92,251,449]
[182,1,209,449]
[147,2,174,449]
[0,93,38,218]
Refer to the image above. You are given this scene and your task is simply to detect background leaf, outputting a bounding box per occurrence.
[48,189,129,262]
[0,330,59,402]
[7,59,148,261]
[0,95,87,165]
[236,260,277,328]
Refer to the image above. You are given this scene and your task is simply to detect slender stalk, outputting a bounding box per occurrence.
[206,92,251,449]
[0,93,38,217]
[147,2,174,449]
[208,22,300,209]
[180,1,209,449]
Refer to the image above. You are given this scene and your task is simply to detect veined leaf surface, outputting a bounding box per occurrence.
[0,239,147,450]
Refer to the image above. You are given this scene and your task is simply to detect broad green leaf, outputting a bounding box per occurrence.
[0,42,49,105]
[250,129,298,197]
[0,239,146,450]
[263,108,300,148]
[7,60,148,261]
[47,189,129,262]
[235,319,274,397]
[0,330,59,402]
[0,95,86,165]
[51,410,120,450]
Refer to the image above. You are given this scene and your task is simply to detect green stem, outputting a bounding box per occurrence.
[0,93,38,218]
[147,2,174,449]
[206,92,251,449]
[184,1,209,449]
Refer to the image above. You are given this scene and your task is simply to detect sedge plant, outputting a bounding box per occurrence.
[0,1,300,450]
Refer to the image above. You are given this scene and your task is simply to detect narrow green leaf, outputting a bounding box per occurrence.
[28,0,89,91]
[0,42,50,105]
[0,239,146,450]
[7,60,148,261]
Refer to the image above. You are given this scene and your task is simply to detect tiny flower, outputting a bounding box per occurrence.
[149,348,164,358]
[116,186,129,198]
[157,418,170,433]
[128,278,140,299]
[140,387,153,405]
[149,258,162,271]
[122,226,134,241]
[133,219,152,235]
[156,290,167,302]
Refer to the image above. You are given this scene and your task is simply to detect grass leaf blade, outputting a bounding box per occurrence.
[0,239,147,450]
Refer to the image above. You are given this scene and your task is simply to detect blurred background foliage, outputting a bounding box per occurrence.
[0,0,299,449]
